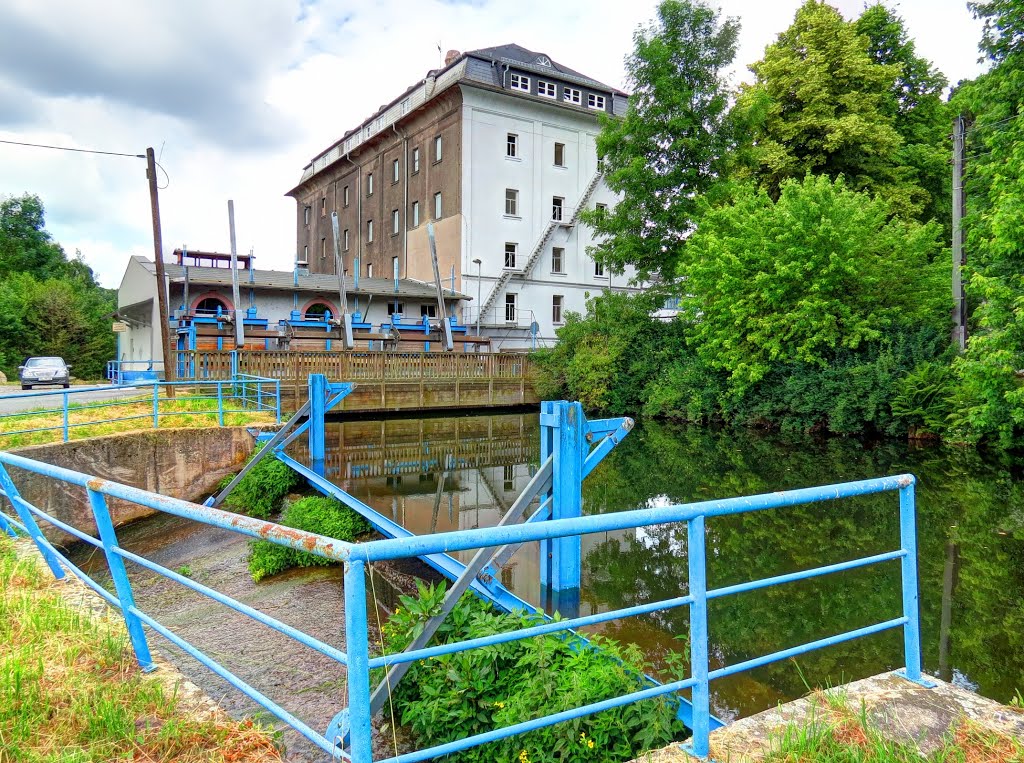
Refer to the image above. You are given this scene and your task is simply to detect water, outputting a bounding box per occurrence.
[70,412,1024,755]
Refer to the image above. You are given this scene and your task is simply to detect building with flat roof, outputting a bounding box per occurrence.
[287,44,643,350]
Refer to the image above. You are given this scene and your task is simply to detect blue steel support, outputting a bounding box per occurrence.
[217,382,225,427]
[308,374,326,471]
[896,479,934,688]
[551,401,583,594]
[683,515,711,759]
[87,488,155,671]
[538,402,555,591]
[344,559,373,763]
[0,463,64,578]
[152,382,160,428]
[62,392,69,442]
[0,506,15,537]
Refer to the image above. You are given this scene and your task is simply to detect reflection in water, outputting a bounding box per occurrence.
[292,414,1023,722]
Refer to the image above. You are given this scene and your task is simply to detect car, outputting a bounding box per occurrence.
[19,357,72,390]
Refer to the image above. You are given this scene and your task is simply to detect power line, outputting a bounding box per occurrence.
[0,138,144,158]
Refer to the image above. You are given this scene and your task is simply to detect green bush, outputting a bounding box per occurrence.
[223,442,301,519]
[378,581,685,763]
[248,496,371,581]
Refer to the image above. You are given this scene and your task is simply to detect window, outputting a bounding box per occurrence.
[505,188,519,216]
[320,197,326,216]
[552,196,564,221]
[343,185,350,207]
[504,242,517,269]
[588,93,607,110]
[301,245,308,264]
[366,173,374,196]
[563,87,581,105]
[400,98,410,114]
[504,293,517,322]
[433,135,442,162]
[387,302,405,316]
[538,80,556,98]
[392,209,400,234]
[367,220,374,243]
[305,303,331,320]
[392,256,399,281]
[343,229,350,251]
[392,158,400,183]
[506,133,518,158]
[420,304,437,318]
[433,192,442,219]
[552,295,563,324]
[411,147,420,174]
[195,297,229,315]
[367,263,373,278]
[554,142,565,167]
[503,464,514,491]
[303,206,310,225]
[320,237,326,258]
[551,247,564,273]
[594,259,605,277]
[596,203,608,216]
[509,73,530,92]
[412,200,420,227]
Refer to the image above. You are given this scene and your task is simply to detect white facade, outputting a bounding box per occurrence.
[459,86,641,350]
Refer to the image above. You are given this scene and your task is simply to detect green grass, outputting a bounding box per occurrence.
[0,392,275,448]
[0,538,281,762]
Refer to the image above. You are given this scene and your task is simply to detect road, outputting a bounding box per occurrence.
[0,385,146,415]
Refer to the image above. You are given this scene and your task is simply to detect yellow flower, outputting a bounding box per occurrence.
[588,740,595,749]
[493,701,506,709]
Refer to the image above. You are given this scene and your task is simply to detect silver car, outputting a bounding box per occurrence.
[19,357,71,390]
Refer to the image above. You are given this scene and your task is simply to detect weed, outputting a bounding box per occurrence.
[176,565,192,578]
[222,442,302,519]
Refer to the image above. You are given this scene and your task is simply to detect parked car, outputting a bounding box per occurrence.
[19,357,72,390]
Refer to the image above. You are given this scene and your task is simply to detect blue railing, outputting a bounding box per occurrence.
[0,376,281,444]
[0,444,926,762]
[107,359,161,385]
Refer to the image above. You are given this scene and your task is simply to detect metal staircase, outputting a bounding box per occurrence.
[477,172,603,317]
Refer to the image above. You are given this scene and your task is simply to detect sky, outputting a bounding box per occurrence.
[0,0,988,289]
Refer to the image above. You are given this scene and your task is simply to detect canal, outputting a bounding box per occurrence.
[72,412,1024,758]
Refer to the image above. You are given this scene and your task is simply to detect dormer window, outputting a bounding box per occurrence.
[588,93,607,110]
[509,73,530,92]
[563,88,581,105]
[538,81,556,98]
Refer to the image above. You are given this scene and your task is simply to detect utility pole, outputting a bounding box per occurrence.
[952,115,967,352]
[146,147,176,386]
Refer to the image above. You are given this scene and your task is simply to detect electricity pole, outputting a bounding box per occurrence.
[952,116,967,352]
[146,147,176,387]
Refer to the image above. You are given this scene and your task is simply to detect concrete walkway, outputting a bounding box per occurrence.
[632,673,1024,762]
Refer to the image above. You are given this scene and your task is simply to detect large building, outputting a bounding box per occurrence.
[286,44,643,350]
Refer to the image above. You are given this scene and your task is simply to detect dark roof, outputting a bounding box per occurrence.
[465,44,625,95]
[133,257,468,300]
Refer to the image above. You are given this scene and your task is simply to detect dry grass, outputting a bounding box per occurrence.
[0,392,275,448]
[0,537,283,762]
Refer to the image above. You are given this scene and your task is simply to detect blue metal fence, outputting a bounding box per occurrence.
[0,440,928,762]
[0,376,281,443]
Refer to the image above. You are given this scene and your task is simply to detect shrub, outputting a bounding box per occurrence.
[378,581,685,763]
[223,442,301,519]
[248,496,371,581]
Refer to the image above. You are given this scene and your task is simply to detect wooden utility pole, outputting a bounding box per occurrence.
[952,116,967,352]
[146,147,175,384]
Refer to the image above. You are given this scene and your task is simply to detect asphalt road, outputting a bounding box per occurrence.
[0,385,146,414]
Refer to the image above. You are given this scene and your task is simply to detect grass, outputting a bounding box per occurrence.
[0,392,275,448]
[764,690,1024,762]
[0,537,282,762]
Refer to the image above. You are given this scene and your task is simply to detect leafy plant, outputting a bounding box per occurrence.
[223,443,301,519]
[248,496,371,581]
[892,361,955,437]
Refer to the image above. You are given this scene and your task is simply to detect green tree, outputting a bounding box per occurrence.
[582,0,739,280]
[0,194,69,280]
[678,176,946,393]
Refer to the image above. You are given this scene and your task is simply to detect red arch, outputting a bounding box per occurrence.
[191,291,233,313]
[300,297,339,319]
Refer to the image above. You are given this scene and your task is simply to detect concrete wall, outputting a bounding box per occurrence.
[8,426,258,545]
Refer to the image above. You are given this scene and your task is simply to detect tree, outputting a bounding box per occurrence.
[0,194,69,280]
[678,176,946,392]
[731,1,927,218]
[582,0,739,280]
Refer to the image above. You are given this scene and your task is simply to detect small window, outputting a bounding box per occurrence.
[367,220,374,243]
[387,301,405,316]
[420,304,437,318]
[367,173,374,196]
[509,73,530,92]
[301,245,308,263]
[303,206,310,225]
[343,185,350,207]
[392,256,399,280]
[588,93,606,110]
[412,147,420,174]
[596,203,608,215]
[400,98,410,114]
[505,188,519,216]
[554,142,565,167]
[504,293,517,322]
[434,192,442,219]
[320,237,326,258]
[392,209,400,234]
[367,263,373,278]
[564,87,581,105]
[503,464,514,491]
[305,303,332,320]
[434,135,442,162]
[412,200,420,227]
[504,242,517,269]
[552,196,564,222]
[392,158,400,183]
[594,259,605,277]
[320,197,326,216]
[551,247,564,274]
[552,295,563,324]
[506,133,518,158]
[538,81,556,98]
[343,229,350,251]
